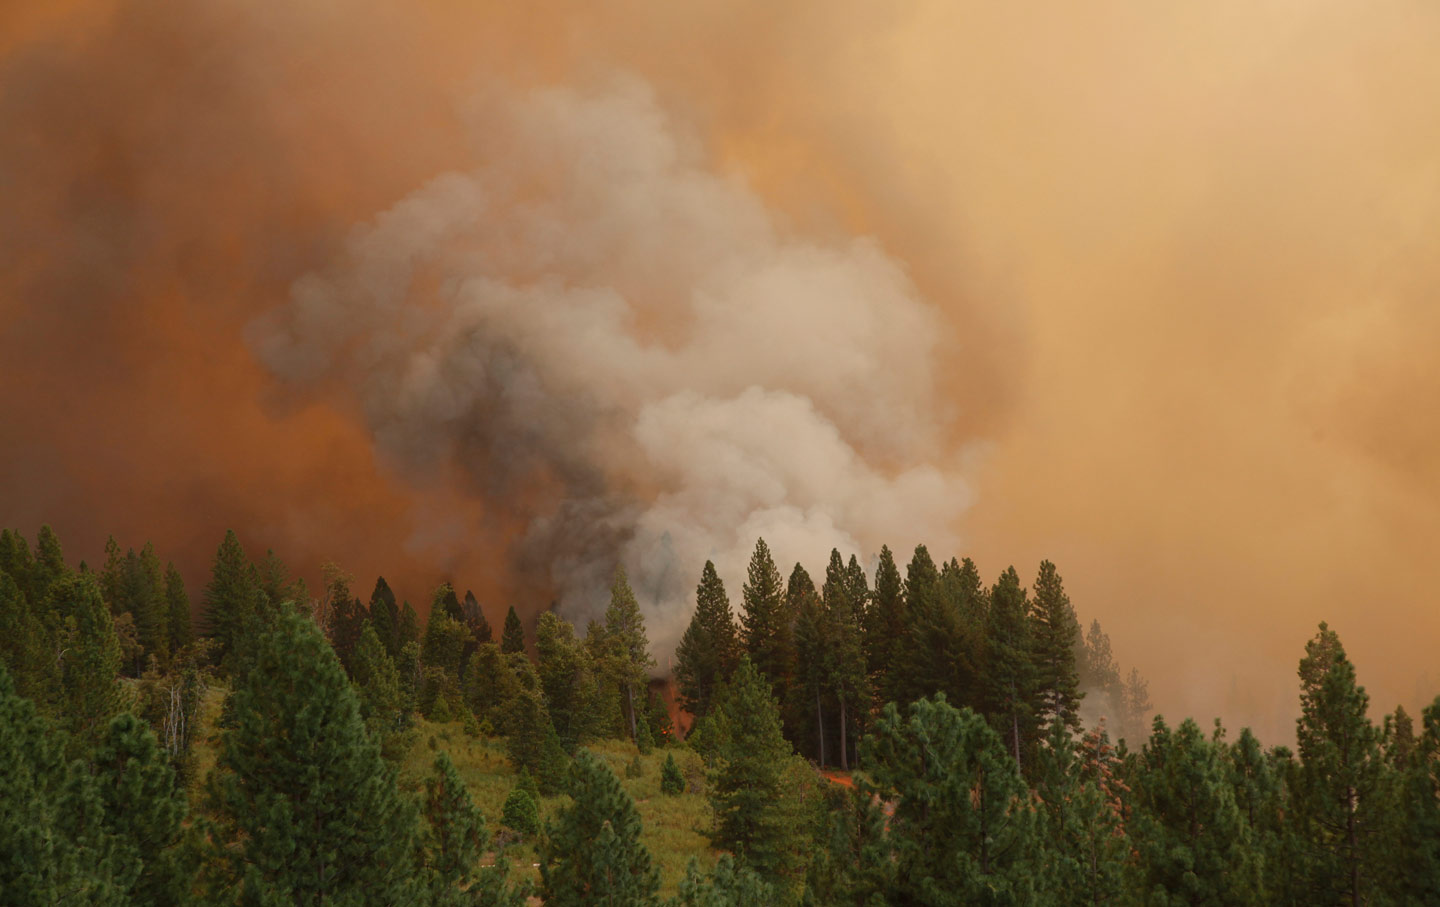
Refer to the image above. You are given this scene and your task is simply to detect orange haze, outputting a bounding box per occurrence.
[4,0,1439,742]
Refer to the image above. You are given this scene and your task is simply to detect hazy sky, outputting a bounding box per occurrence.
[3,0,1438,740]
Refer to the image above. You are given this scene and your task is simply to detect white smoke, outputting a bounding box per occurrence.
[251,73,972,654]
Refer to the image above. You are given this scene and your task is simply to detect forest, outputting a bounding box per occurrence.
[2,523,1438,906]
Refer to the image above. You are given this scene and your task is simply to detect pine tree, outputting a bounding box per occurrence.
[866,544,906,704]
[1079,620,1124,731]
[351,620,409,759]
[501,605,526,654]
[93,712,191,905]
[536,611,601,750]
[739,539,790,696]
[0,569,49,703]
[52,574,123,750]
[675,560,739,721]
[368,576,400,657]
[1033,718,1130,906]
[463,588,493,644]
[709,657,805,887]
[894,544,945,706]
[162,563,191,654]
[861,695,1046,904]
[1030,560,1083,732]
[199,529,257,666]
[31,524,69,605]
[824,549,870,770]
[661,752,685,795]
[539,749,660,906]
[507,685,570,795]
[1121,667,1153,743]
[503,786,541,838]
[603,565,655,743]
[0,528,37,597]
[206,610,421,905]
[984,566,1039,769]
[673,854,775,907]
[433,583,464,624]
[790,575,831,765]
[0,664,127,906]
[1291,622,1391,906]
[1393,695,1440,901]
[424,751,487,896]
[1128,716,1261,904]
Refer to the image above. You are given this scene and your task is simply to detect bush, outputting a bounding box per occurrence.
[625,754,643,779]
[502,787,540,838]
[661,752,684,795]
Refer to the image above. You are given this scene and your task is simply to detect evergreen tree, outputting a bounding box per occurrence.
[503,786,541,838]
[1079,620,1125,734]
[424,751,487,897]
[790,575,831,765]
[1393,695,1440,902]
[0,569,49,703]
[1121,667,1154,744]
[539,749,661,907]
[536,611,601,750]
[861,695,1046,904]
[466,641,521,728]
[866,544,906,704]
[1032,718,1130,906]
[0,664,127,906]
[31,524,69,604]
[206,610,421,905]
[823,549,870,770]
[673,854,775,907]
[1128,716,1261,904]
[501,605,526,654]
[739,538,791,696]
[1030,560,1083,731]
[199,529,257,666]
[1291,622,1391,906]
[398,599,421,651]
[163,563,191,654]
[52,574,123,750]
[675,560,740,721]
[351,620,409,759]
[984,566,1039,769]
[463,588,493,644]
[433,582,464,624]
[368,576,400,657]
[709,657,805,887]
[507,685,570,795]
[661,752,685,795]
[602,565,655,743]
[0,528,37,598]
[92,712,191,905]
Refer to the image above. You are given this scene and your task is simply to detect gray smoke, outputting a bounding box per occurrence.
[250,73,972,653]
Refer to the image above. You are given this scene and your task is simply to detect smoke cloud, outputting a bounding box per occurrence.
[4,0,1440,741]
[250,76,969,645]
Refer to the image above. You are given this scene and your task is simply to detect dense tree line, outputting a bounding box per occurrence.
[1,523,1438,904]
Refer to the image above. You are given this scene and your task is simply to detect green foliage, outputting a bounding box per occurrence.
[675,560,739,721]
[367,576,401,657]
[626,753,645,778]
[93,711,192,905]
[199,529,258,667]
[1128,716,1261,904]
[661,752,686,795]
[500,605,526,654]
[506,684,570,795]
[1030,560,1083,731]
[540,749,661,906]
[537,610,605,749]
[162,562,191,655]
[861,695,1045,905]
[424,751,488,893]
[52,574,124,750]
[602,564,656,744]
[739,539,791,698]
[672,854,774,907]
[984,565,1040,769]
[0,569,51,704]
[352,620,410,759]
[1032,718,1130,906]
[709,657,807,889]
[503,786,541,837]
[865,544,906,703]
[0,664,129,905]
[205,610,421,904]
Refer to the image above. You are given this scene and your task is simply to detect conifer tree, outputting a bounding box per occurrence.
[661,752,685,795]
[984,566,1039,769]
[675,560,739,721]
[31,524,69,605]
[53,574,123,749]
[1129,716,1261,904]
[433,582,464,624]
[866,544,906,703]
[199,529,257,666]
[1291,622,1391,906]
[536,611,601,750]
[424,751,487,898]
[163,563,191,654]
[790,574,830,764]
[893,544,946,706]
[0,569,49,703]
[206,610,421,905]
[824,550,870,770]
[0,528,37,595]
[351,620,409,758]
[463,588,493,643]
[602,565,655,743]
[739,538,790,696]
[539,749,660,907]
[1033,718,1129,906]
[504,785,541,838]
[1393,695,1440,901]
[501,605,526,654]
[93,712,191,905]
[0,664,127,906]
[673,854,775,907]
[709,657,805,886]
[861,695,1046,904]
[1121,667,1153,743]
[368,576,400,657]
[1030,560,1083,731]
[507,685,570,795]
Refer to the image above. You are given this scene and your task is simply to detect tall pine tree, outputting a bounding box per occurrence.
[674,560,739,721]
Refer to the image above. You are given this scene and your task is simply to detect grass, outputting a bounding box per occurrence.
[189,686,720,899]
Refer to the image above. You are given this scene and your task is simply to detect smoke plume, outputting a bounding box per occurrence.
[250,75,969,644]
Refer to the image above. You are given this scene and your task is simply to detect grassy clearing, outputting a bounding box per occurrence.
[190,688,719,899]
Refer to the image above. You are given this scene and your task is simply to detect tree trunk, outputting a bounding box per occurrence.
[1347,784,1360,907]
[839,695,849,771]
[627,685,637,743]
[816,689,826,766]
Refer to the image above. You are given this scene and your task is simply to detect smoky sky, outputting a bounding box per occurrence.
[3,0,1439,741]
